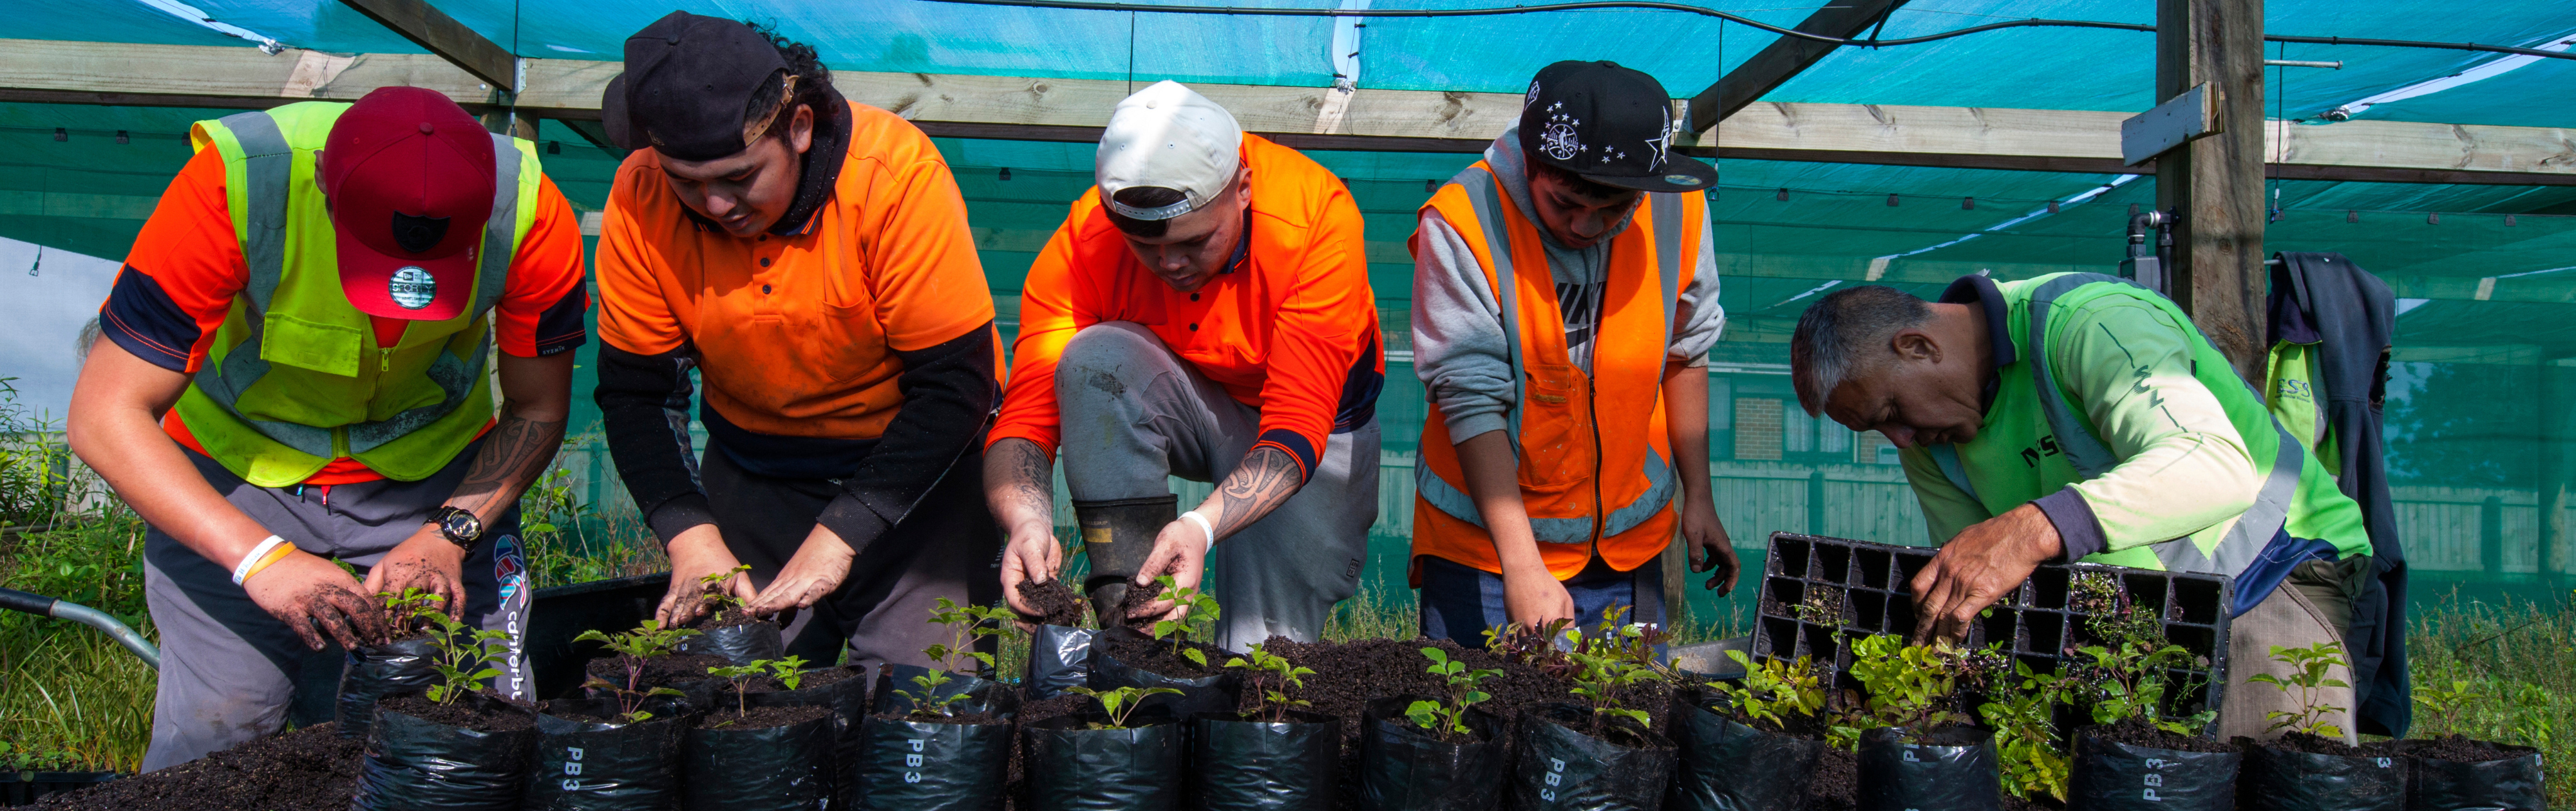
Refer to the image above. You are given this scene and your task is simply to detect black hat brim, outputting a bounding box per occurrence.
[1580,156,1718,194]
[598,73,645,151]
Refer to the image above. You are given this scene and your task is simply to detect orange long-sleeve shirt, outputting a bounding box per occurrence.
[989,135,1383,479]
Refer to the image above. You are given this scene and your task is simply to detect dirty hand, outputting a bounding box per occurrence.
[1500,564,1577,631]
[998,519,1062,623]
[1680,498,1739,597]
[745,523,856,617]
[1909,503,2060,644]
[657,524,754,627]
[249,550,389,651]
[1128,517,1211,622]
[361,524,469,620]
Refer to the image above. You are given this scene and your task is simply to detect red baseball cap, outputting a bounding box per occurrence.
[322,86,497,321]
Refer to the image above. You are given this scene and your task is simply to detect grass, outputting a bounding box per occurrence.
[2400,585,2573,804]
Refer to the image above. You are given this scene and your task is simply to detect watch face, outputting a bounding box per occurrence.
[440,509,480,541]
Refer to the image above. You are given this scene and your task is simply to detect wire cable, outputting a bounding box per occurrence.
[925,0,2576,61]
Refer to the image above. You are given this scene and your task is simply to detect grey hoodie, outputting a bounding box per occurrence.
[1410,122,1725,443]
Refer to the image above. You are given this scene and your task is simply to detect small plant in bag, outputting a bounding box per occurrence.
[691,563,754,617]
[2246,641,2350,739]
[1144,575,1223,667]
[1226,642,1318,723]
[1714,650,1828,732]
[1830,634,1968,748]
[379,587,444,637]
[574,620,701,722]
[1976,656,2071,803]
[383,588,513,706]
[898,596,1014,719]
[1405,647,1501,740]
[1064,685,1184,729]
[1560,608,1667,734]
[1482,617,1578,680]
[706,655,809,718]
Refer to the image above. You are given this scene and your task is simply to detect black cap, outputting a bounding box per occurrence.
[1519,61,1715,193]
[601,11,789,162]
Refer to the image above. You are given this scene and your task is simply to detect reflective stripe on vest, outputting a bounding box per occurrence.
[1412,165,1688,544]
[1926,273,2302,577]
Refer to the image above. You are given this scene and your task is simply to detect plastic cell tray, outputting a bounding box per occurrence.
[1749,532,2235,716]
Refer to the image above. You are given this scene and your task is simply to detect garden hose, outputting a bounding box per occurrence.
[0,586,160,670]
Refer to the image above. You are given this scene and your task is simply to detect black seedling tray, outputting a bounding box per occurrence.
[1749,532,2233,717]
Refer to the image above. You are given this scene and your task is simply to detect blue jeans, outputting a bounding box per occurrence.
[1417,554,1665,643]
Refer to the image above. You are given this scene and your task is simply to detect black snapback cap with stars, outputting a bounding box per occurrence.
[1519,60,1715,194]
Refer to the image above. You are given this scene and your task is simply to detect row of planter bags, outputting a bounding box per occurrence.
[334,624,2543,811]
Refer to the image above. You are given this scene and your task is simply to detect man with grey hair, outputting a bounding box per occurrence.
[1789,274,2382,742]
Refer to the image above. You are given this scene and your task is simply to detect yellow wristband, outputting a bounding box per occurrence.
[240,542,299,584]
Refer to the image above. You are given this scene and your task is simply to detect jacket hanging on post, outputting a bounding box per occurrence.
[2266,250,2409,738]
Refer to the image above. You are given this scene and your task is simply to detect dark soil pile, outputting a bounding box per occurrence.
[379,694,535,732]
[2085,717,2232,753]
[2002,793,2061,811]
[686,606,769,631]
[1807,745,1857,811]
[35,724,363,811]
[1018,579,1085,627]
[697,704,830,729]
[1097,628,1231,678]
[1113,579,1166,629]
[2405,733,2524,763]
[2255,731,2383,757]
[585,653,735,689]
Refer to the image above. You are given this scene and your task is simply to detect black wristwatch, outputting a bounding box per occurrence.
[430,506,484,550]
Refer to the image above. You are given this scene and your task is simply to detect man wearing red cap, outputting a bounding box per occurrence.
[67,87,587,769]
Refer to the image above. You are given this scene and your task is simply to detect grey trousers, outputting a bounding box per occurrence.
[1056,322,1379,650]
[2214,556,2365,744]
[141,440,530,772]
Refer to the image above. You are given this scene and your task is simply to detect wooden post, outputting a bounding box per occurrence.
[2156,0,2269,380]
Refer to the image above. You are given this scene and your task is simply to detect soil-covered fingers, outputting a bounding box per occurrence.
[247,554,384,649]
[655,577,706,627]
[744,534,853,617]
[1908,557,1953,644]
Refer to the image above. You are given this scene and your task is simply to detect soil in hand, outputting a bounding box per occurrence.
[696,704,831,730]
[379,694,535,732]
[2254,731,2384,757]
[2085,717,2231,753]
[586,653,735,689]
[1113,579,1168,629]
[1806,745,1857,811]
[1018,579,1086,627]
[685,606,770,631]
[2406,733,2527,763]
[1098,626,1231,678]
[36,724,363,811]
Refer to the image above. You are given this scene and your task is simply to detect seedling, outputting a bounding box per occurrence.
[574,620,701,722]
[898,597,1016,720]
[1714,650,1828,731]
[1144,575,1223,667]
[379,587,444,637]
[388,591,512,707]
[1064,685,1184,729]
[1406,647,1501,738]
[1560,608,1667,734]
[693,563,753,617]
[705,655,810,718]
[1226,642,1317,723]
[2412,677,2474,733]
[1830,634,1969,748]
[765,655,809,691]
[1978,657,2071,803]
[1482,617,1577,680]
[2247,641,2350,739]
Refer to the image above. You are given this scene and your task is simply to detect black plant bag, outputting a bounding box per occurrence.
[1855,725,1999,811]
[1506,704,1676,811]
[1087,630,1240,719]
[2066,729,2239,811]
[338,637,440,740]
[2237,740,2404,811]
[1027,624,1097,700]
[1191,709,1343,811]
[851,713,1014,811]
[676,617,784,664]
[873,664,1015,717]
[750,666,872,809]
[679,708,837,811]
[2397,740,2546,811]
[1357,696,1504,811]
[1665,690,1823,811]
[1024,711,1185,811]
[350,692,539,811]
[522,698,687,811]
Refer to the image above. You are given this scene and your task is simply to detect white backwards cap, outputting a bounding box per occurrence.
[1095,80,1243,221]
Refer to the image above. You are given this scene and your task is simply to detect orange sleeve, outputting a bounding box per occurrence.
[985,202,1094,458]
[491,174,589,357]
[594,156,687,357]
[865,153,996,352]
[105,146,247,374]
[1246,180,1379,479]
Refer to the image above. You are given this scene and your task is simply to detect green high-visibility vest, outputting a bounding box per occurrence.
[1918,273,2371,577]
[171,102,542,487]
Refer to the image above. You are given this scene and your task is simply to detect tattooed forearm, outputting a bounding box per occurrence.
[446,409,568,519]
[983,438,1057,529]
[1204,445,1305,539]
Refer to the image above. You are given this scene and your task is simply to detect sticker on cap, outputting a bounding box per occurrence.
[1664,174,1703,187]
[389,266,437,310]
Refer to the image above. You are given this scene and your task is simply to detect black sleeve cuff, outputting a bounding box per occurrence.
[2033,486,2106,563]
[644,492,717,545]
[814,493,894,555]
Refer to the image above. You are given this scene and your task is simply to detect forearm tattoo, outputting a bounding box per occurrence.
[448,410,567,518]
[989,438,1056,527]
[1210,446,1304,538]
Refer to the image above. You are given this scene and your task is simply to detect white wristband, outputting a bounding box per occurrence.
[1179,511,1215,555]
[232,535,288,586]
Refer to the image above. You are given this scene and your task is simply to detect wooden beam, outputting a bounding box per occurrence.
[2157,0,2270,380]
[1686,0,1909,133]
[334,0,519,92]
[0,39,497,109]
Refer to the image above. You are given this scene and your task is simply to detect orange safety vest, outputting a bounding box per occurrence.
[1410,160,1703,581]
